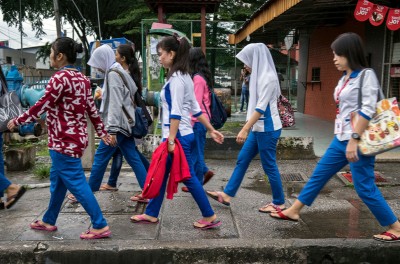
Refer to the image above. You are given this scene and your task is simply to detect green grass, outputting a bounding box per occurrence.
[36,146,49,156]
[33,139,49,157]
[33,163,51,179]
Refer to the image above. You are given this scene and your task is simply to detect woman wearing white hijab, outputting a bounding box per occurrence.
[206,43,285,213]
[68,45,147,202]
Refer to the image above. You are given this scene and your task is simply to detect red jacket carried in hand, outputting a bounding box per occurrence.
[142,139,191,200]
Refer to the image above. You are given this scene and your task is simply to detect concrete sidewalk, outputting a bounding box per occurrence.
[1,157,400,263]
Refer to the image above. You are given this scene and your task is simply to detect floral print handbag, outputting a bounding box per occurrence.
[353,69,400,156]
[278,95,295,128]
[357,97,400,156]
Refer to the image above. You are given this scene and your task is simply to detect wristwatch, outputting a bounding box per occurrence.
[351,133,361,141]
[168,140,175,145]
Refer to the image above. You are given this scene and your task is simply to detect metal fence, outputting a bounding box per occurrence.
[141,19,298,111]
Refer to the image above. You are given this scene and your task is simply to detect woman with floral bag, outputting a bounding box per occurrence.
[270,32,400,243]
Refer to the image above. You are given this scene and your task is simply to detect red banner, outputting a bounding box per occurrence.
[369,4,389,26]
[387,8,400,31]
[354,0,374,22]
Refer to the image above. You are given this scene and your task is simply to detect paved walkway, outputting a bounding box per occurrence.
[1,113,400,263]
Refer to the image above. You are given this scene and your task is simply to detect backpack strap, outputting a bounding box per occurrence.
[108,68,136,107]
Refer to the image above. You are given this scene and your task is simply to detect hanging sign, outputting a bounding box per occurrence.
[387,8,400,31]
[369,4,389,26]
[354,0,374,22]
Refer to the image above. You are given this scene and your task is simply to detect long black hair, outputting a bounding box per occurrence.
[117,44,142,95]
[189,47,213,88]
[51,37,83,64]
[156,35,190,79]
[0,67,7,94]
[331,32,368,71]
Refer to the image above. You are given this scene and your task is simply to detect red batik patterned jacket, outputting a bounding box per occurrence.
[14,69,107,158]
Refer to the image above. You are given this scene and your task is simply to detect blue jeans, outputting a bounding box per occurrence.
[224,130,285,205]
[88,133,147,191]
[240,86,249,112]
[0,132,11,197]
[191,122,209,183]
[43,150,107,229]
[145,133,215,218]
[298,137,397,226]
[107,147,149,187]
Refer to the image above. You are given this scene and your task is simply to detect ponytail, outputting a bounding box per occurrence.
[156,35,191,78]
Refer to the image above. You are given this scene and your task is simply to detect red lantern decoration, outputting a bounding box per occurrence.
[354,0,374,22]
[369,4,389,26]
[387,8,400,31]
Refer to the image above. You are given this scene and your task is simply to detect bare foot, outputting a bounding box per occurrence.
[6,184,20,198]
[99,183,118,191]
[373,228,400,241]
[31,220,55,229]
[206,191,231,206]
[130,214,158,223]
[193,214,217,228]
[270,208,300,221]
[80,226,111,239]
[259,203,286,213]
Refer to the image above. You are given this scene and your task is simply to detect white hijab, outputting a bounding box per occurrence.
[236,43,280,121]
[87,44,124,112]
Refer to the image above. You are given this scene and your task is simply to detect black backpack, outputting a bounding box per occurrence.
[203,86,227,130]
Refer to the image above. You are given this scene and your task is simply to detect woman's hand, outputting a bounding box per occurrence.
[236,127,249,145]
[7,119,16,131]
[346,139,359,162]
[168,142,175,153]
[103,134,117,147]
[209,130,224,144]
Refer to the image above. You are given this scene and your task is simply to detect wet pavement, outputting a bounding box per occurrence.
[2,158,400,263]
[2,113,400,263]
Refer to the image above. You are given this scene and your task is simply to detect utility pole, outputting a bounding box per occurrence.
[53,0,62,38]
[96,0,102,40]
[19,0,23,65]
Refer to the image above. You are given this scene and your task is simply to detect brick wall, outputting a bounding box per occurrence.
[305,17,365,121]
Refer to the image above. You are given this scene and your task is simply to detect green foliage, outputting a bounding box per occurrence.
[36,42,51,65]
[0,0,266,67]
[33,163,51,179]
[33,139,49,156]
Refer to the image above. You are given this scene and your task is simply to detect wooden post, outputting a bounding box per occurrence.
[201,5,206,55]
[158,5,165,23]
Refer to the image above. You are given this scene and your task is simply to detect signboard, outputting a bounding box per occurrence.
[0,40,9,47]
[390,67,400,77]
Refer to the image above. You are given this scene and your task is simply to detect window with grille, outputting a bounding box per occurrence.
[311,67,320,82]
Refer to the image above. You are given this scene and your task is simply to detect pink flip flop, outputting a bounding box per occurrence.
[206,191,230,206]
[80,229,112,240]
[130,214,159,224]
[30,220,58,232]
[130,194,149,203]
[194,219,222,230]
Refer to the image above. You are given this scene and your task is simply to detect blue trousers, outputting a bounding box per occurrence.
[107,147,149,187]
[191,122,209,183]
[224,130,285,205]
[298,137,397,226]
[0,132,11,197]
[145,133,215,218]
[89,133,147,191]
[43,150,107,229]
[240,86,249,111]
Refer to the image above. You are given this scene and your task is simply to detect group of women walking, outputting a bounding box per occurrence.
[2,31,399,242]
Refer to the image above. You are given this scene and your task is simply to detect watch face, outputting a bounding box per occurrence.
[352,133,360,139]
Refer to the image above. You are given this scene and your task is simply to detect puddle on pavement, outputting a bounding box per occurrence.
[245,176,332,198]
